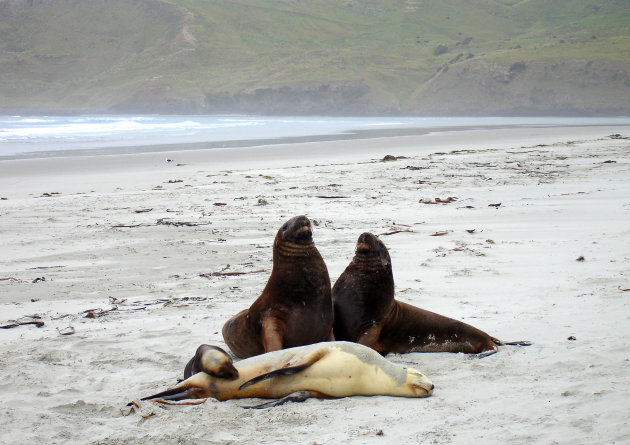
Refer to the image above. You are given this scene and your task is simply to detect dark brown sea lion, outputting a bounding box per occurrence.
[137,341,433,408]
[222,215,334,358]
[332,232,525,357]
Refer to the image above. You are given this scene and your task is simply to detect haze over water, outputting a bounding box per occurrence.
[1,115,629,158]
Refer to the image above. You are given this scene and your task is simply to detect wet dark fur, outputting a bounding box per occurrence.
[332,232,498,355]
[222,215,333,358]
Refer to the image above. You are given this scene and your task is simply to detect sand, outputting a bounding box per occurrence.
[1,124,629,444]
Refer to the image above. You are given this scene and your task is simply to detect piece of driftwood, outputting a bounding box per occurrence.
[435,197,457,203]
[200,269,265,278]
[0,321,44,329]
[157,218,211,227]
[380,229,413,236]
[83,307,117,318]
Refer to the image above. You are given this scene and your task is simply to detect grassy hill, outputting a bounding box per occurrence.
[1,0,629,115]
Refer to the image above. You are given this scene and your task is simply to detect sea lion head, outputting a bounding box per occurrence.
[274,215,315,256]
[405,368,435,397]
[354,232,391,269]
[197,345,239,379]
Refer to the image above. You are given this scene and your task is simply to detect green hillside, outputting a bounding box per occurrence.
[1,0,629,114]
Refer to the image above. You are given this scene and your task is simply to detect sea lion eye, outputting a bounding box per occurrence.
[282,223,289,232]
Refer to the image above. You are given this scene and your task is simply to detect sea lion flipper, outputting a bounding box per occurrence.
[183,356,194,379]
[140,373,212,401]
[492,338,532,347]
[503,340,532,346]
[260,313,286,352]
[238,364,309,390]
[468,347,499,359]
[242,390,313,409]
[140,384,200,402]
[356,323,385,353]
[238,349,327,390]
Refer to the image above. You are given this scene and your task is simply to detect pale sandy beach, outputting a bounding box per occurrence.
[1,125,629,444]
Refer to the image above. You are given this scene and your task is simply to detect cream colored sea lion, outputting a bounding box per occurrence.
[333,233,529,357]
[222,215,334,358]
[138,341,434,407]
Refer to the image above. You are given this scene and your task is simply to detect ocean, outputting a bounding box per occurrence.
[1,115,628,159]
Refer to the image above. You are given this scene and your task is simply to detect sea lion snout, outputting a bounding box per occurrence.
[355,232,380,256]
[355,233,391,266]
[407,369,434,397]
[279,215,313,244]
[294,225,312,241]
[209,357,239,380]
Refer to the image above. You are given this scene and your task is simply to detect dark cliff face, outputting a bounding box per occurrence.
[110,63,630,116]
[203,84,380,116]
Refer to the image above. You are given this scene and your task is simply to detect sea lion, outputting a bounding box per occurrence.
[138,341,434,407]
[332,232,524,357]
[222,215,334,358]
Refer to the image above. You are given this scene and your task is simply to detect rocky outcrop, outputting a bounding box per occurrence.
[203,83,380,115]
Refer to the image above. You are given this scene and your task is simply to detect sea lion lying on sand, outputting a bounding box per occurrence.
[137,341,434,408]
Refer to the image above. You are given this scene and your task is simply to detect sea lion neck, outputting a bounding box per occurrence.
[274,238,317,257]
